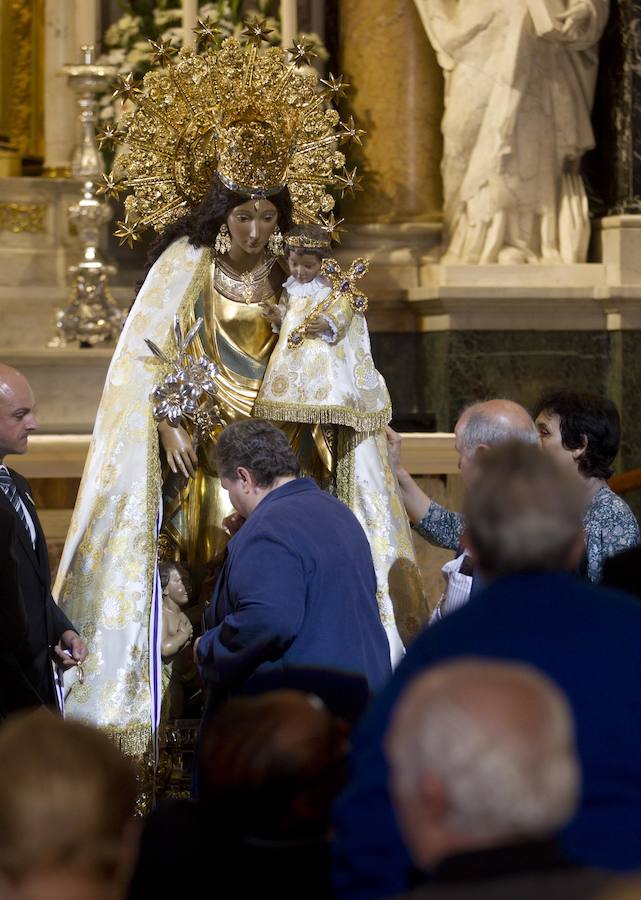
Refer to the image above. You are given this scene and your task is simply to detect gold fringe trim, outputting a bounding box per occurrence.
[104,723,153,758]
[336,427,358,509]
[253,399,392,434]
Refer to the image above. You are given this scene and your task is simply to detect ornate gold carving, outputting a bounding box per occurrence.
[4,0,44,164]
[0,201,46,233]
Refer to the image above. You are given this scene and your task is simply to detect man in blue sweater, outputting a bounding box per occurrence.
[195,420,391,708]
[333,442,641,899]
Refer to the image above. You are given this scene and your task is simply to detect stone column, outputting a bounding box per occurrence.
[586,0,641,216]
[339,0,443,225]
[42,0,77,176]
[590,1,641,283]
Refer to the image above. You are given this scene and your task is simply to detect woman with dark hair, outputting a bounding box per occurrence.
[534,390,639,582]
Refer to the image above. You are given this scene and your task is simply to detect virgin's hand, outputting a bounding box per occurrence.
[158,420,198,478]
[385,425,402,472]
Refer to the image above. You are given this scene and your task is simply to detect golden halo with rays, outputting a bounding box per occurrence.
[110,36,363,237]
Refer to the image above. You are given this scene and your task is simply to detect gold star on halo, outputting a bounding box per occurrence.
[112,73,142,104]
[335,166,364,199]
[320,73,350,101]
[241,16,274,46]
[148,38,178,67]
[96,172,125,200]
[96,121,123,150]
[319,212,346,244]
[114,215,142,248]
[286,38,318,66]
[339,116,365,146]
[193,16,222,49]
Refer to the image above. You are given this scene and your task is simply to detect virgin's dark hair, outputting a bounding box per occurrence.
[534,390,620,479]
[146,176,293,269]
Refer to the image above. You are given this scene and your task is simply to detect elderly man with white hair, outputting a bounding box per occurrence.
[385,659,615,899]
[333,443,641,898]
[387,399,539,622]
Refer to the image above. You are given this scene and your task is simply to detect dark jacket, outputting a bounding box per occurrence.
[197,477,391,698]
[333,572,641,899]
[0,468,75,707]
[390,840,613,900]
[0,504,44,716]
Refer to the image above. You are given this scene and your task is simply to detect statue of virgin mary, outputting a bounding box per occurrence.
[53,35,426,756]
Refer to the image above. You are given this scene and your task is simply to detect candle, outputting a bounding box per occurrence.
[182,0,198,49]
[280,0,297,51]
[75,0,98,53]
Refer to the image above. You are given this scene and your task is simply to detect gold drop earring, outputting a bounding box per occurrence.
[267,227,283,256]
[215,223,232,254]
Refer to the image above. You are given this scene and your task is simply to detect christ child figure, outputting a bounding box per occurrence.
[255,224,391,429]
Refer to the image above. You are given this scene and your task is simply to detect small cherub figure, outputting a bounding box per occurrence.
[159,561,193,662]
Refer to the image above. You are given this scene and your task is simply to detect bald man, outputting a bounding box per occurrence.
[0,364,87,710]
[383,660,612,899]
[387,399,538,621]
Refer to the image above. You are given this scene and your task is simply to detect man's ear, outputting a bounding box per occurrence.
[236,466,256,491]
[419,771,450,822]
[459,530,476,563]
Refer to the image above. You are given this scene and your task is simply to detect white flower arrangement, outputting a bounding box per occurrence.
[98,2,327,123]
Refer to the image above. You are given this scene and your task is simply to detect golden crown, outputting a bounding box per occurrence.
[285,234,332,250]
[100,26,364,243]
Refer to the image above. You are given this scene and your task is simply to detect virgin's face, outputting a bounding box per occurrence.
[226,198,278,255]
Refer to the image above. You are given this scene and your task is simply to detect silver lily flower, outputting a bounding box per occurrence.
[146,316,221,432]
[151,375,200,426]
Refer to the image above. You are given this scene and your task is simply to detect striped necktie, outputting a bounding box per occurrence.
[0,467,31,538]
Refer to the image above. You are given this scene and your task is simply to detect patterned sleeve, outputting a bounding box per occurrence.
[585,489,641,583]
[414,500,464,551]
[319,291,354,345]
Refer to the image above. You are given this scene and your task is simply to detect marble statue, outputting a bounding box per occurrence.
[414,0,609,264]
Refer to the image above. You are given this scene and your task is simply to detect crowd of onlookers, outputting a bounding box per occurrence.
[3,389,641,899]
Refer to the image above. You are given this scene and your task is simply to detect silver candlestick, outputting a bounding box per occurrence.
[49,45,125,348]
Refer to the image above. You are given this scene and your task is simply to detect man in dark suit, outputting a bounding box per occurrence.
[0,364,87,709]
[333,443,641,898]
[195,419,391,710]
[0,506,43,716]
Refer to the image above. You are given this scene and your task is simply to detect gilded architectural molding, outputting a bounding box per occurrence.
[0,201,47,233]
[4,0,44,164]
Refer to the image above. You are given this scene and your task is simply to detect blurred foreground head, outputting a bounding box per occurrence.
[199,689,350,840]
[463,441,585,580]
[0,711,138,900]
[386,659,579,870]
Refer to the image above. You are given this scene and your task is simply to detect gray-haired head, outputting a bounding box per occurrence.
[463,441,584,579]
[457,399,538,454]
[385,659,579,871]
[453,399,538,486]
